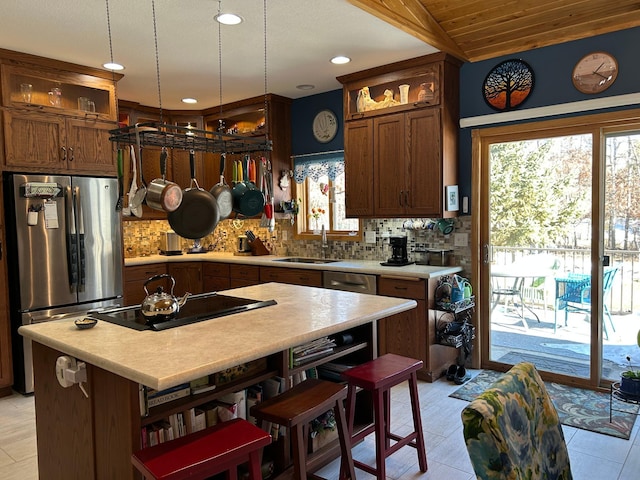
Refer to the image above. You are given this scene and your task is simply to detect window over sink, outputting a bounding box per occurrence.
[292,153,361,241]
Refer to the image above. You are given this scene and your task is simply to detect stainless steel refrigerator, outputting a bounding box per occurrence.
[4,173,123,393]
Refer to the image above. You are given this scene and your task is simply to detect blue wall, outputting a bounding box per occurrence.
[291,89,344,155]
[458,26,640,211]
[290,27,640,213]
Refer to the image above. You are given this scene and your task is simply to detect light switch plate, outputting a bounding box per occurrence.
[281,230,288,241]
[365,231,376,244]
[454,233,468,247]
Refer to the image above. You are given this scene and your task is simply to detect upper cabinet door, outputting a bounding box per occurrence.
[374,113,406,217]
[344,119,374,217]
[407,109,442,216]
[3,109,66,169]
[66,118,116,173]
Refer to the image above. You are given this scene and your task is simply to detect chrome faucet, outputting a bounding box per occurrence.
[321,224,329,259]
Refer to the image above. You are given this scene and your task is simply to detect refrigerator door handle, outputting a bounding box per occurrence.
[75,186,86,292]
[65,186,78,292]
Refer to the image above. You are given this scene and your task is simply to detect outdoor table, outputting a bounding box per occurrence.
[490,265,551,328]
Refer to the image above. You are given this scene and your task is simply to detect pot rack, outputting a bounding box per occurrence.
[109,123,272,154]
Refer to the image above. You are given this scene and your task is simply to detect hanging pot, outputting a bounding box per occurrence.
[232,155,265,217]
[146,147,183,212]
[210,153,233,220]
[167,150,220,239]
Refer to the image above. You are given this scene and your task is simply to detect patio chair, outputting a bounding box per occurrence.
[521,257,561,321]
[461,362,572,480]
[554,266,619,338]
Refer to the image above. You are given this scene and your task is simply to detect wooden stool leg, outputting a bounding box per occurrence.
[373,386,386,480]
[334,398,356,480]
[345,384,357,438]
[383,388,391,450]
[248,450,262,480]
[291,423,307,479]
[409,372,428,472]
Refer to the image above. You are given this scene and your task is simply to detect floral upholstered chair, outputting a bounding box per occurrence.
[461,362,572,480]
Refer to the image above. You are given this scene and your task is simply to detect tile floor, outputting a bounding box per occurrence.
[1,371,639,479]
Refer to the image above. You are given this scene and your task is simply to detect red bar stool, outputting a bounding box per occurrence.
[249,378,356,479]
[131,418,271,480]
[342,353,428,479]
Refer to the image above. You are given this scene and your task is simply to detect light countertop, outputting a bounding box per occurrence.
[19,283,416,391]
[125,252,462,279]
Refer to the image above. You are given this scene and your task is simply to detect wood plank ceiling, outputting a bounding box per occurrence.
[348,0,640,62]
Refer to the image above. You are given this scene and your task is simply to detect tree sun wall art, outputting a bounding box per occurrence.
[482,59,535,111]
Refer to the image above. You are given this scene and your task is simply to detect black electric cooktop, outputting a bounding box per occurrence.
[92,292,277,331]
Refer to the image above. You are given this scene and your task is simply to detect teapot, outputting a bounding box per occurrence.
[141,274,190,320]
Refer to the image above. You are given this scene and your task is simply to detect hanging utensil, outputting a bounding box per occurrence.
[127,145,142,218]
[115,148,124,211]
[167,150,220,239]
[146,147,183,212]
[130,125,148,212]
[259,158,269,228]
[210,153,233,220]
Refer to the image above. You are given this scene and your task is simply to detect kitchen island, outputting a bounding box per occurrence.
[19,282,416,480]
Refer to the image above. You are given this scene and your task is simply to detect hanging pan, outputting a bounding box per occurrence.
[232,155,265,217]
[167,150,219,239]
[147,147,183,212]
[209,152,233,220]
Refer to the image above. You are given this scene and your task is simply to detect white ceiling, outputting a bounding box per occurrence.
[0,0,437,110]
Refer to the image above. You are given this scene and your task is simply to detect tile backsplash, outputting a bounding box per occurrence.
[123,216,472,275]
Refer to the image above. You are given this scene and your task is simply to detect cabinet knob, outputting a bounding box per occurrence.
[68,147,74,161]
[399,190,404,206]
[61,146,66,161]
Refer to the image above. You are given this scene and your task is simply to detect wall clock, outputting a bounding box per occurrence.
[482,59,535,111]
[312,109,338,143]
[572,51,618,94]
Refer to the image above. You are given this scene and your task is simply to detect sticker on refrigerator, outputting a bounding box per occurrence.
[44,200,59,228]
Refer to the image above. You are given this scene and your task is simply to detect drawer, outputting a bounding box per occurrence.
[260,267,322,287]
[203,262,231,278]
[124,264,167,283]
[230,264,260,281]
[378,276,426,300]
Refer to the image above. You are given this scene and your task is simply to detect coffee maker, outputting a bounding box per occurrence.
[381,236,413,266]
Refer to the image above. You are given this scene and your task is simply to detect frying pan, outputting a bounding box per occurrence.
[209,153,233,220]
[232,155,265,217]
[167,150,219,239]
[146,148,183,212]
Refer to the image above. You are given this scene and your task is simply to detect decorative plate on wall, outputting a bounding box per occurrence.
[482,59,535,111]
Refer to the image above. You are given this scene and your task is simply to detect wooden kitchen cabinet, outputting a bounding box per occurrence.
[203,94,292,215]
[338,52,460,219]
[377,275,457,382]
[230,264,261,288]
[260,266,322,287]
[123,264,168,306]
[168,262,204,296]
[0,56,120,176]
[202,262,231,292]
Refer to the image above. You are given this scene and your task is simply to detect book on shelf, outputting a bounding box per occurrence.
[290,336,337,367]
[146,383,191,408]
[190,375,217,395]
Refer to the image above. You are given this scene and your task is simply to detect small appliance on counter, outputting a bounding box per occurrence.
[187,238,207,254]
[380,236,413,266]
[234,235,252,256]
[160,230,183,255]
[414,248,453,266]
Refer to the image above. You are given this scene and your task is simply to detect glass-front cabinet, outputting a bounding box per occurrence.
[1,65,116,120]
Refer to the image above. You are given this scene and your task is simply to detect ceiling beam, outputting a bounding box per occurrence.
[347,0,468,61]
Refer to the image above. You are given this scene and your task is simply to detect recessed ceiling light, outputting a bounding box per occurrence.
[182,98,198,104]
[330,56,351,65]
[296,84,315,90]
[102,62,124,71]
[215,13,243,25]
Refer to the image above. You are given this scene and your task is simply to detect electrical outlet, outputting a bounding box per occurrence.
[365,231,376,244]
[454,233,469,247]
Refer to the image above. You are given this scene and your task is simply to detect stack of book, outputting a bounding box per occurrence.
[290,337,336,367]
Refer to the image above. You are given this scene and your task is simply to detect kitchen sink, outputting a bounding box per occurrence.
[274,257,340,264]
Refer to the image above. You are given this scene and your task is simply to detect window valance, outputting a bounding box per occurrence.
[292,150,344,184]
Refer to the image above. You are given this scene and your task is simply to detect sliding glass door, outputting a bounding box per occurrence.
[475,111,640,387]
